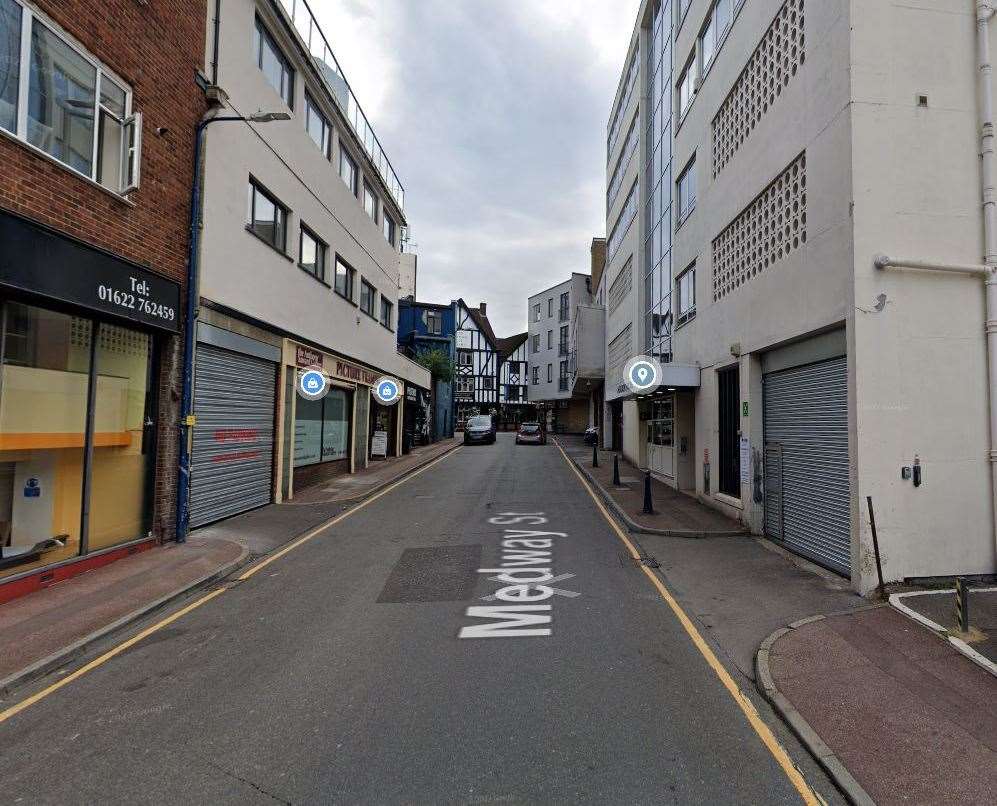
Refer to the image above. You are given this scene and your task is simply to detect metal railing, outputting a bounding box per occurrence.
[276,0,405,210]
[558,377,568,392]
[558,343,569,357]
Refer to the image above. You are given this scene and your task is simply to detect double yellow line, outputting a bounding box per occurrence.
[554,440,821,806]
[0,446,461,726]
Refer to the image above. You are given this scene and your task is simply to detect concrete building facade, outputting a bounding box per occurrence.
[192,0,429,525]
[605,0,997,592]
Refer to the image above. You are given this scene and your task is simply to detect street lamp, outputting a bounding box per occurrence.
[176,109,290,543]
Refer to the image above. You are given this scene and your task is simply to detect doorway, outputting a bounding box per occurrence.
[718,365,740,497]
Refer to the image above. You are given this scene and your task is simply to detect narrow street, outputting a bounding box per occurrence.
[0,435,838,805]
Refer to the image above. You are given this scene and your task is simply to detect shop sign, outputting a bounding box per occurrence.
[371,430,389,457]
[333,359,379,386]
[297,370,328,401]
[296,346,323,369]
[0,210,181,332]
[406,385,418,402]
[372,376,402,405]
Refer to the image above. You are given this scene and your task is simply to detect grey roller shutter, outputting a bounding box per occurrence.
[190,344,276,528]
[763,356,850,576]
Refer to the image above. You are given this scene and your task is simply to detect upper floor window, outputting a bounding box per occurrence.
[532,303,541,323]
[363,181,378,222]
[676,157,696,225]
[380,297,393,329]
[457,349,472,367]
[547,364,552,383]
[532,366,539,384]
[334,256,355,301]
[339,147,358,195]
[559,292,569,321]
[426,310,442,335]
[248,179,287,252]
[254,17,294,108]
[546,330,553,349]
[305,92,331,157]
[700,0,735,74]
[677,263,696,325]
[547,298,553,318]
[359,279,376,317]
[382,211,396,246]
[531,334,540,353]
[298,224,326,281]
[0,1,141,194]
[482,376,494,391]
[677,55,696,119]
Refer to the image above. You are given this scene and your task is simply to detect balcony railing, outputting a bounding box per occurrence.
[276,0,405,210]
[558,342,569,357]
[558,378,568,392]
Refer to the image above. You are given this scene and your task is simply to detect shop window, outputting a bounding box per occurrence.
[88,324,153,551]
[646,398,674,446]
[293,388,350,467]
[0,303,90,578]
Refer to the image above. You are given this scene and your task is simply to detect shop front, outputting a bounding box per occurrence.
[402,383,432,450]
[0,210,180,588]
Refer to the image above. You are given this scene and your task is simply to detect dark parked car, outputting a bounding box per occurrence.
[463,415,496,445]
[516,422,545,445]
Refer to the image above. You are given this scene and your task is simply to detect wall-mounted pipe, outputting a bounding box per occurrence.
[874,254,990,276]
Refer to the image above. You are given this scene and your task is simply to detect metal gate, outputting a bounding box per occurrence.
[190,344,276,528]
[718,365,740,496]
[763,356,850,576]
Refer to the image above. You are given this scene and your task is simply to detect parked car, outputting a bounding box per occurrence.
[516,422,545,445]
[463,414,496,445]
[583,426,599,446]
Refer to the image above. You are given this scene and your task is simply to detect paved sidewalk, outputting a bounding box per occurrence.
[557,434,745,535]
[895,586,997,666]
[0,536,245,693]
[763,607,997,805]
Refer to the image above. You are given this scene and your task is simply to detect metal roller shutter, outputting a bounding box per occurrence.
[763,356,850,576]
[190,344,276,528]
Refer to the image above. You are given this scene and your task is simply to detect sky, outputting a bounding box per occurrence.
[312,0,641,337]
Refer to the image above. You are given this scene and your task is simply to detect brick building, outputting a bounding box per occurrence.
[0,0,206,598]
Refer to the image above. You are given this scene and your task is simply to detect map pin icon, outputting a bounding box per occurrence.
[637,366,649,383]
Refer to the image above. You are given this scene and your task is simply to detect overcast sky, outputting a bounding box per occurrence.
[312,0,640,337]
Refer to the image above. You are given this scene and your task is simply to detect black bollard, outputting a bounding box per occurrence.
[592,441,599,468]
[642,470,654,514]
[613,453,621,486]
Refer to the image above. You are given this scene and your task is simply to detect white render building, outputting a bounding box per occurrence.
[190,0,430,526]
[604,0,997,592]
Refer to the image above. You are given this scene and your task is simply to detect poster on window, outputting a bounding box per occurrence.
[294,417,322,467]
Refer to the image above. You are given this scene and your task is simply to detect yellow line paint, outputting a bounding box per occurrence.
[0,445,462,725]
[554,440,820,806]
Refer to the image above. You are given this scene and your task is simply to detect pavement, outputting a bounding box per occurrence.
[557,434,746,535]
[0,434,845,804]
[763,607,997,806]
[0,439,457,696]
[893,586,997,666]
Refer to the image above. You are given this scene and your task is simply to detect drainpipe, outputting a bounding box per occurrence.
[872,0,997,564]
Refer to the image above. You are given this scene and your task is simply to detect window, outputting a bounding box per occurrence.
[305,92,331,156]
[482,377,494,390]
[294,388,350,467]
[457,349,472,366]
[339,147,358,195]
[547,364,552,383]
[559,325,568,355]
[700,0,734,74]
[532,303,541,323]
[607,180,638,261]
[456,377,474,393]
[532,366,539,384]
[360,279,376,317]
[677,158,696,224]
[559,360,568,391]
[0,3,141,193]
[426,310,442,335]
[647,398,674,447]
[334,256,355,301]
[678,55,696,118]
[531,334,540,353]
[607,45,639,157]
[546,330,552,350]
[677,263,696,325]
[547,298,553,317]
[380,297,393,329]
[607,116,639,211]
[363,181,378,222]
[254,17,293,108]
[508,386,520,401]
[382,211,396,246]
[248,179,287,251]
[299,225,326,281]
[559,292,569,321]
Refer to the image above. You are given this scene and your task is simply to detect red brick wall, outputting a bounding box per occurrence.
[0,0,208,542]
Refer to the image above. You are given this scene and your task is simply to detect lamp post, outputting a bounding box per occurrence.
[176,110,290,543]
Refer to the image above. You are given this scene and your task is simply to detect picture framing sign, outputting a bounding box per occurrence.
[372,376,402,406]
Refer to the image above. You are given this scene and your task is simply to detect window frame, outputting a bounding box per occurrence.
[304,90,331,158]
[382,210,396,246]
[482,376,494,391]
[532,366,539,385]
[334,255,356,303]
[1,1,141,195]
[531,334,540,353]
[254,15,294,109]
[676,262,697,326]
[677,53,697,121]
[547,298,553,318]
[676,156,697,227]
[247,177,289,253]
[379,296,394,330]
[547,364,552,383]
[547,330,553,350]
[363,181,379,223]
[426,309,442,335]
[457,349,473,367]
[298,223,327,282]
[359,278,377,318]
[339,146,358,196]
[532,303,541,323]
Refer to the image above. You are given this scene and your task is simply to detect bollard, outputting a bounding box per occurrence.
[592,441,599,468]
[955,577,969,633]
[613,454,621,486]
[642,470,654,514]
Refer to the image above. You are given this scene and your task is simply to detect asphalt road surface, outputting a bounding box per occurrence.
[0,434,842,804]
